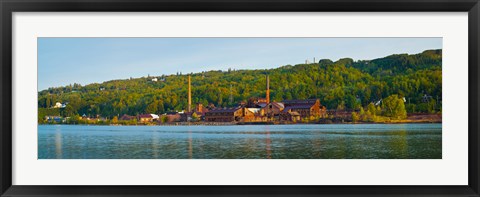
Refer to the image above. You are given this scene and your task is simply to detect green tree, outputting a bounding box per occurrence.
[192,112,200,121]
[112,116,118,124]
[382,94,407,119]
[62,105,76,117]
[161,116,169,123]
[67,114,80,124]
[146,102,158,114]
[351,112,360,122]
[367,103,377,115]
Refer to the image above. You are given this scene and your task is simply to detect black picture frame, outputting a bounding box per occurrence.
[1,0,479,196]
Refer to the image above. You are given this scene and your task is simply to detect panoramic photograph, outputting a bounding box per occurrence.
[37,38,442,159]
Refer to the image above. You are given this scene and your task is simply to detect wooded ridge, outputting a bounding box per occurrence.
[38,49,442,119]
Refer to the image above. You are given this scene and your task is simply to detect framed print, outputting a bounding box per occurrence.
[1,0,479,196]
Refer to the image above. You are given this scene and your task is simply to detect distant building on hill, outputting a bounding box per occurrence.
[422,94,433,103]
[53,102,66,108]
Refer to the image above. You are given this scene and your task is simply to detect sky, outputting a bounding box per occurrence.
[38,37,442,91]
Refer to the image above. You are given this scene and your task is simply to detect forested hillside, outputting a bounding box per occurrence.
[38,49,442,118]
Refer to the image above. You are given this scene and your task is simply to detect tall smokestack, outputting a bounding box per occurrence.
[266,75,270,103]
[188,75,192,112]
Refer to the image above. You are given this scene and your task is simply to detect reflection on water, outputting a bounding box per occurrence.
[151,130,159,158]
[38,124,442,159]
[55,126,62,159]
[266,129,271,159]
[188,130,193,159]
[391,129,408,158]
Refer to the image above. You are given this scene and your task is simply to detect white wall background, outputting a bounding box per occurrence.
[12,12,468,185]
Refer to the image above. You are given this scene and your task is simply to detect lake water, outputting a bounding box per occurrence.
[38,124,441,159]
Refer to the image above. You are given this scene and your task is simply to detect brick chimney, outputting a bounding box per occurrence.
[266,75,270,103]
[196,103,203,113]
[188,75,192,112]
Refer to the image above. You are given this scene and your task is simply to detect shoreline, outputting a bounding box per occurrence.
[39,120,442,126]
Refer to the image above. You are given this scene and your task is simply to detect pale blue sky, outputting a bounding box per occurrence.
[38,37,442,91]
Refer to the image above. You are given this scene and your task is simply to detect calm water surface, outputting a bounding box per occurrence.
[38,124,441,159]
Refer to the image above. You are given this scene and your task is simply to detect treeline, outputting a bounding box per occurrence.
[38,49,442,119]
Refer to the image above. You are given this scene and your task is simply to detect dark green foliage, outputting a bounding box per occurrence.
[38,49,442,118]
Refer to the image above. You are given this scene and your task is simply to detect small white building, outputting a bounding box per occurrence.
[150,114,160,120]
[53,102,66,108]
[151,78,158,82]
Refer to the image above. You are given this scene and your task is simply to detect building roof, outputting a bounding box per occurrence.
[270,102,285,109]
[288,111,301,116]
[184,111,204,116]
[120,114,136,120]
[283,104,315,112]
[282,99,319,105]
[257,102,268,108]
[207,107,242,113]
[255,98,267,102]
[138,114,153,118]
